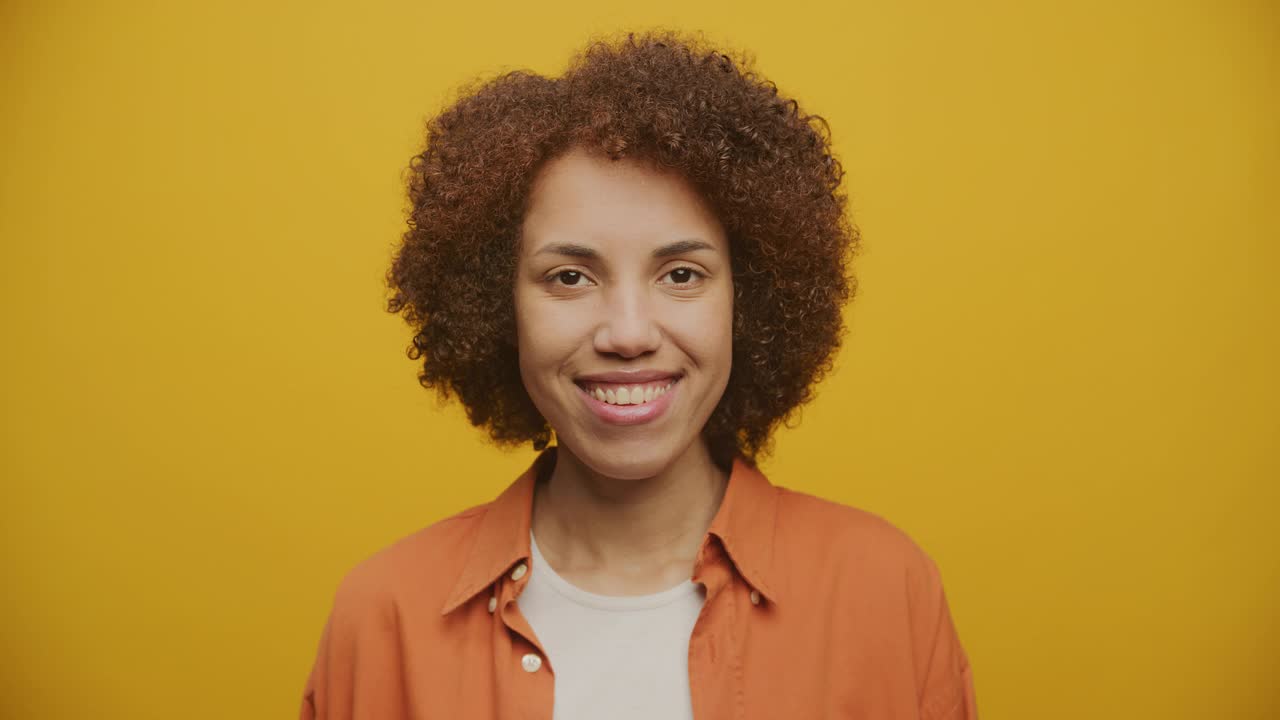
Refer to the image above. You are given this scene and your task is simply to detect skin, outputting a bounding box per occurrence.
[514,145,734,596]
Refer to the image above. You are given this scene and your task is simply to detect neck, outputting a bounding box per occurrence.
[531,439,729,582]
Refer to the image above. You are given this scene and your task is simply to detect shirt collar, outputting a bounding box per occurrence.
[440,445,780,615]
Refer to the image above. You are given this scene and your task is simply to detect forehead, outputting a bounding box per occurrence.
[520,146,725,252]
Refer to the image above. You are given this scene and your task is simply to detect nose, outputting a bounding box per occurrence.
[593,282,661,358]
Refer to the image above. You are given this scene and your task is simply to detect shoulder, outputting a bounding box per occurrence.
[769,485,976,715]
[325,500,491,623]
[300,501,499,711]
[773,485,946,594]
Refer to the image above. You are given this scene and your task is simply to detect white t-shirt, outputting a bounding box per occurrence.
[516,529,706,720]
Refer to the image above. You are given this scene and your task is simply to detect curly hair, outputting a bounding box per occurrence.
[385,28,860,468]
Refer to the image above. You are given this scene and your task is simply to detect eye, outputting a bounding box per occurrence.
[661,266,705,286]
[545,269,594,288]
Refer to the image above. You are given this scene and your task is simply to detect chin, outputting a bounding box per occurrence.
[565,434,687,481]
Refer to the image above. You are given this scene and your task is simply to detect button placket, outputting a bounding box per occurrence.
[497,558,553,688]
[512,569,542,674]
[493,598,552,720]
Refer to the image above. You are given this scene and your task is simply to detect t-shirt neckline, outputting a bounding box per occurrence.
[527,528,701,612]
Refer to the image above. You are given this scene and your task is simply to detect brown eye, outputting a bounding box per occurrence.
[556,270,584,285]
[664,267,703,285]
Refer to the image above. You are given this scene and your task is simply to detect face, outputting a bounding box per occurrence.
[514,145,733,480]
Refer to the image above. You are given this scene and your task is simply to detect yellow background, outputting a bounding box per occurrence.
[2,1,1276,718]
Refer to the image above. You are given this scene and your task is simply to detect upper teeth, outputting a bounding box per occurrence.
[585,380,675,405]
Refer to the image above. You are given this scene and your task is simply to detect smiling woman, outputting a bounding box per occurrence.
[515,146,734,481]
[299,28,978,720]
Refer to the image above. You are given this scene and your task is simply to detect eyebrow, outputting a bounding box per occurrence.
[534,238,717,260]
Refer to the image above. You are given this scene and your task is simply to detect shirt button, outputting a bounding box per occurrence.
[749,589,761,605]
[488,595,498,613]
[511,562,528,581]
[521,653,542,673]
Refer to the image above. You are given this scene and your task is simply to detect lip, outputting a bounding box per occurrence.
[575,369,683,384]
[574,376,680,426]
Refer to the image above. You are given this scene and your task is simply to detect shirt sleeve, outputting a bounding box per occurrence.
[908,548,979,720]
[297,575,409,720]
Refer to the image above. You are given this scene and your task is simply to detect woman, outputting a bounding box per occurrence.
[300,29,978,720]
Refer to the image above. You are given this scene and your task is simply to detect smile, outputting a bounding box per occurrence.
[573,377,680,426]
[578,378,675,406]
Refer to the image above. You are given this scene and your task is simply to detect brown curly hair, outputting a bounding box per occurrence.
[385,28,860,468]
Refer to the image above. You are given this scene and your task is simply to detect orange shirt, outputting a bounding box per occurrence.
[299,447,979,719]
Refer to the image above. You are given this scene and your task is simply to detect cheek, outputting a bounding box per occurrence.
[513,289,550,381]
[514,291,589,378]
[668,293,734,367]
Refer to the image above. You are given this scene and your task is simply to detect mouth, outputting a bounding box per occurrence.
[572,376,682,426]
